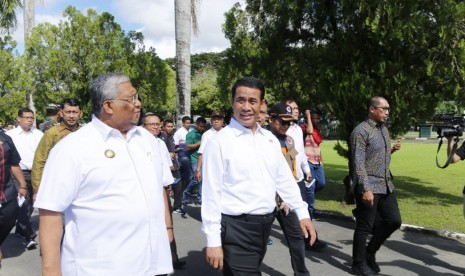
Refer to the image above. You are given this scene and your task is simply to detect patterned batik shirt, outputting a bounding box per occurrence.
[350,118,394,195]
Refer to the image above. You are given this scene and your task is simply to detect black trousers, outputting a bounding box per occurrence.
[276,210,310,276]
[0,199,19,246]
[352,192,402,264]
[221,213,275,276]
[15,170,36,241]
[165,188,179,263]
[171,181,183,210]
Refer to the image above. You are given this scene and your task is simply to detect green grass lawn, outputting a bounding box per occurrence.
[316,140,465,233]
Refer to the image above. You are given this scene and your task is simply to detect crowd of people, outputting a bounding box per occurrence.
[0,73,408,276]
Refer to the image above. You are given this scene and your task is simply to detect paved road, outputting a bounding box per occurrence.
[1,207,464,275]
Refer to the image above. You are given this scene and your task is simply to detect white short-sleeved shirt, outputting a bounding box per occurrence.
[155,135,174,186]
[198,128,221,154]
[6,127,43,170]
[35,117,174,276]
[286,123,310,181]
[173,127,189,146]
[201,118,309,247]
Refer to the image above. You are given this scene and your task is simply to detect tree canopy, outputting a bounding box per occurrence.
[0,36,26,121]
[21,6,173,121]
[220,1,465,147]
[0,0,22,33]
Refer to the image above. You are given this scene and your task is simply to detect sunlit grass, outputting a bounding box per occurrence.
[316,140,465,233]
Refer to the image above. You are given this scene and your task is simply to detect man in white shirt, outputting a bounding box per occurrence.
[35,73,174,276]
[173,116,192,199]
[201,77,316,275]
[6,108,43,250]
[285,99,327,250]
[195,110,224,182]
[142,113,186,270]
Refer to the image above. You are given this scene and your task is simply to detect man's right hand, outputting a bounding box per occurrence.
[362,191,374,207]
[206,246,223,270]
[18,187,28,197]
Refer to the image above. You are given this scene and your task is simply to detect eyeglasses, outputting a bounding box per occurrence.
[20,116,35,120]
[373,106,390,112]
[276,119,291,126]
[144,123,161,127]
[109,93,139,104]
[62,110,81,115]
[291,107,299,110]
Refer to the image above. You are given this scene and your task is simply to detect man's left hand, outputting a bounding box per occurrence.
[305,172,312,181]
[392,139,401,153]
[18,187,28,197]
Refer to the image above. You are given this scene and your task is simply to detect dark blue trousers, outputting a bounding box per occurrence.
[276,210,310,275]
[15,170,36,242]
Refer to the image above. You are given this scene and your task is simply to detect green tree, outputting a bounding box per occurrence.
[127,31,174,115]
[166,51,231,117]
[0,0,21,33]
[24,6,170,120]
[220,0,465,149]
[0,36,27,122]
[191,65,230,116]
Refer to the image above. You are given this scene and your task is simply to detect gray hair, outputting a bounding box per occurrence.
[90,73,131,117]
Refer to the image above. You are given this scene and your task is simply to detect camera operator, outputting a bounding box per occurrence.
[446,136,465,163]
[446,136,465,219]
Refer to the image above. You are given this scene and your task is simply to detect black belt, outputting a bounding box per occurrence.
[222,212,275,223]
[22,169,31,172]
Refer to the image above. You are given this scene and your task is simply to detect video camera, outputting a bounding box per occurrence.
[432,114,465,138]
[437,125,463,138]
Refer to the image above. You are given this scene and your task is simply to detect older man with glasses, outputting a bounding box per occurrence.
[35,73,174,276]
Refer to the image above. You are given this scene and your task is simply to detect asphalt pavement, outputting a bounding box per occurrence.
[1,207,464,276]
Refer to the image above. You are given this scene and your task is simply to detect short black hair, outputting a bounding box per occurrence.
[182,116,192,123]
[163,118,174,127]
[368,96,386,110]
[18,108,34,117]
[196,117,207,124]
[231,77,265,102]
[142,114,161,124]
[61,98,81,110]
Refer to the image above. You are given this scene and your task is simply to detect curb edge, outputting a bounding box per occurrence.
[315,211,465,242]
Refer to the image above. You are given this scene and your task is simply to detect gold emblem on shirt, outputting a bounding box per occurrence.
[104,149,115,158]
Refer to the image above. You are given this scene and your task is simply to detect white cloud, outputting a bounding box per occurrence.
[112,0,239,58]
[143,37,176,60]
[9,0,241,59]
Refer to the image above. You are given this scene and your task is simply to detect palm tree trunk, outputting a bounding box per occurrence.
[174,0,192,126]
[23,0,36,117]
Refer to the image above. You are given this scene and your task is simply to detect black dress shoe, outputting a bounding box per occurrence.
[351,262,378,276]
[305,239,327,251]
[173,259,186,269]
[366,251,380,273]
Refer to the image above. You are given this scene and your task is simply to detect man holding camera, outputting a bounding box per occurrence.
[446,136,465,219]
[447,136,465,163]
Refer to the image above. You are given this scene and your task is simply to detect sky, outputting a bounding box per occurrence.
[10,0,243,59]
